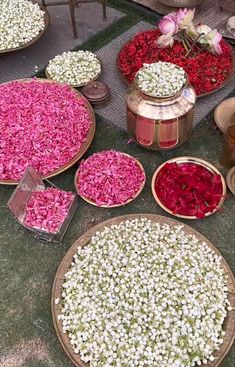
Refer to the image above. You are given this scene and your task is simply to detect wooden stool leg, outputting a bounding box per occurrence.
[42,0,46,6]
[69,0,78,38]
[102,0,107,21]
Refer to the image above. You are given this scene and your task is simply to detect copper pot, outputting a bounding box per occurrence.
[158,0,206,7]
[126,81,196,150]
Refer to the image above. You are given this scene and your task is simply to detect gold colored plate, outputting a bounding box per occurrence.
[0,6,50,55]
[151,156,227,219]
[0,78,96,185]
[74,152,146,208]
[214,97,235,134]
[117,38,235,98]
[226,166,235,197]
[45,56,102,88]
[51,213,235,367]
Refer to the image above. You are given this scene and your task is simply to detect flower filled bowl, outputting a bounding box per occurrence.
[0,0,49,54]
[117,8,235,97]
[75,150,146,207]
[46,51,102,88]
[0,79,95,184]
[152,157,227,219]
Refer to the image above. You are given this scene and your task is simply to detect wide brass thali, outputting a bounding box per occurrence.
[52,213,235,367]
[0,78,96,185]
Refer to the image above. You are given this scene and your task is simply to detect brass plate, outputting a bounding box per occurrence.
[0,6,50,55]
[226,166,235,197]
[74,152,146,207]
[151,156,227,219]
[117,37,235,98]
[45,56,102,88]
[214,97,235,134]
[0,78,96,185]
[52,213,235,367]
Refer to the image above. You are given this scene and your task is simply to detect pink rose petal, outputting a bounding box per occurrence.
[24,187,75,233]
[76,150,145,206]
[0,80,92,180]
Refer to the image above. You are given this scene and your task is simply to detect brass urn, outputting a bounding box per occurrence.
[126,76,196,151]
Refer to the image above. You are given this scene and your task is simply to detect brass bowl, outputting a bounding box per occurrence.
[158,0,206,6]
[214,97,235,134]
[0,5,50,55]
[45,55,102,88]
[74,152,146,208]
[0,78,96,185]
[151,156,227,219]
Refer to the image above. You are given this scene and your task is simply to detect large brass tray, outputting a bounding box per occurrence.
[52,213,235,367]
[0,78,96,185]
[117,33,235,98]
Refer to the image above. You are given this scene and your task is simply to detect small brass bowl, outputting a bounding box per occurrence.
[151,156,227,219]
[45,54,102,88]
[214,97,235,134]
[75,152,146,208]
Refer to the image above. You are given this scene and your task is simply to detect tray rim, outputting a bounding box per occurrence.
[116,30,235,98]
[74,151,146,208]
[0,78,96,185]
[0,4,50,55]
[51,213,235,367]
[151,156,227,219]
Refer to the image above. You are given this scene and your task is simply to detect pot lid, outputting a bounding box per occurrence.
[82,81,110,101]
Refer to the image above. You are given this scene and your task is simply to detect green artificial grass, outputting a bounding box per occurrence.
[0,111,234,367]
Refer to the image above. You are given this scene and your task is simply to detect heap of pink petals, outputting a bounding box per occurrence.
[76,150,145,206]
[24,187,75,233]
[0,80,92,180]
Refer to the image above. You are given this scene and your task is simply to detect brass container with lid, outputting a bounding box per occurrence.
[126,76,196,150]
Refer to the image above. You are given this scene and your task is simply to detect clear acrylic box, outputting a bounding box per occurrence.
[7,167,78,243]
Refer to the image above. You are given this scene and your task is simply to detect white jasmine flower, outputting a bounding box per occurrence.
[0,0,45,51]
[46,50,101,86]
[136,62,186,97]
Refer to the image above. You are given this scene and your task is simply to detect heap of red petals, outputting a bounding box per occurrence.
[0,80,92,181]
[117,29,233,95]
[154,162,224,218]
[76,150,146,206]
[24,188,75,233]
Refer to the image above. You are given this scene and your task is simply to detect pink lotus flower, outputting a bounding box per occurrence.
[177,8,195,30]
[158,13,178,35]
[156,33,174,48]
[202,29,223,55]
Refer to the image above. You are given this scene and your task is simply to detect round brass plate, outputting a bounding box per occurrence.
[0,6,50,55]
[151,156,227,219]
[0,78,96,185]
[74,152,146,208]
[52,213,235,367]
[117,38,235,98]
[214,97,235,134]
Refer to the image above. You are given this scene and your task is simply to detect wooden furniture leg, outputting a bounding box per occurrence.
[69,0,78,38]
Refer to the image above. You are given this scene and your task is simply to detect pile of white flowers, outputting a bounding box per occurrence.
[46,51,101,86]
[0,0,45,51]
[136,62,187,97]
[57,218,230,367]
